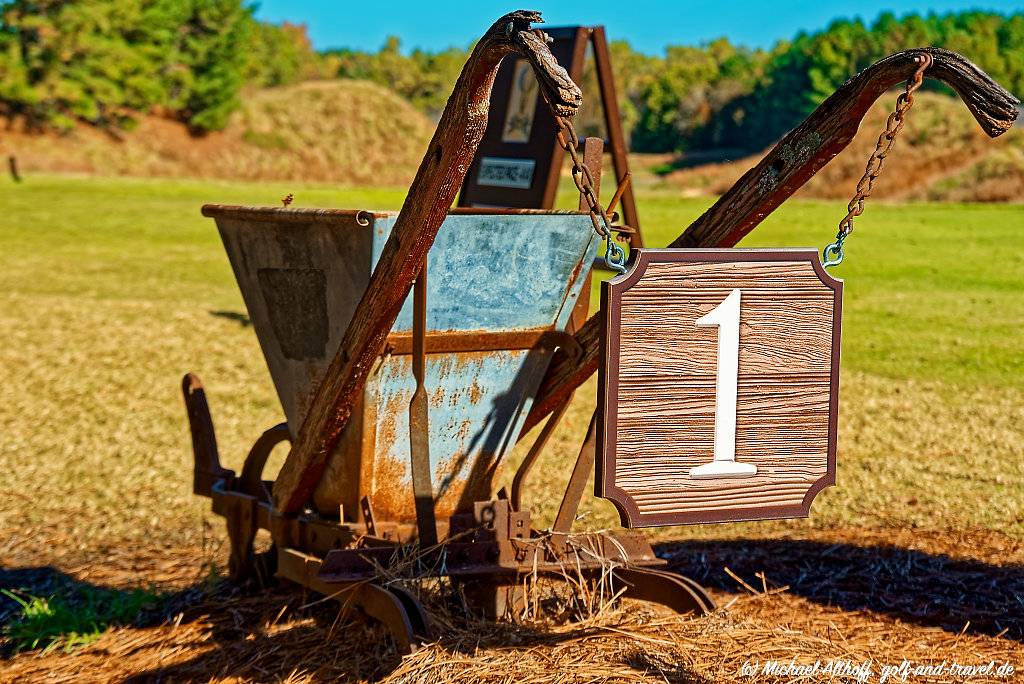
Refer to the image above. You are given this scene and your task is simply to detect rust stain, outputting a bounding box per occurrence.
[455,419,472,444]
[367,452,412,521]
[430,385,446,408]
[374,389,405,461]
[467,377,484,405]
[309,347,523,523]
[369,451,476,522]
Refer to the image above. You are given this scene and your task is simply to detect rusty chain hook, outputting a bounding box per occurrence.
[824,53,932,268]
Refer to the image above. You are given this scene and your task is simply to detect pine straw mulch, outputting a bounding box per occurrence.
[2,526,1022,683]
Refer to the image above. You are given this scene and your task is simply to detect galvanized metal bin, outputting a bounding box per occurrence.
[203,205,597,522]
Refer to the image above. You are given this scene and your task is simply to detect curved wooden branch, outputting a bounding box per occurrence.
[272,11,582,513]
[521,47,1020,436]
[673,47,1019,250]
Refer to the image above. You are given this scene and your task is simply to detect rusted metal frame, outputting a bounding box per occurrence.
[510,395,573,511]
[276,547,430,655]
[200,205,383,225]
[206,205,590,220]
[220,487,261,581]
[317,499,660,583]
[522,47,1021,434]
[273,11,583,514]
[318,533,662,581]
[552,410,598,533]
[181,373,232,497]
[185,377,710,623]
[209,481,412,554]
[590,26,643,247]
[608,566,715,615]
[384,327,572,355]
[409,257,438,547]
[205,477,710,620]
[239,423,290,500]
[190,418,712,623]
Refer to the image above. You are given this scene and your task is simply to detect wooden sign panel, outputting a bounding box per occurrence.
[597,249,842,527]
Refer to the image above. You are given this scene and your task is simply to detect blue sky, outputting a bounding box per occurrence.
[253,1,1021,54]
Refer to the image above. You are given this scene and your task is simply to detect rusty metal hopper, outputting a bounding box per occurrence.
[202,205,597,521]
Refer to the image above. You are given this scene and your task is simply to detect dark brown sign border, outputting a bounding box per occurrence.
[596,248,843,527]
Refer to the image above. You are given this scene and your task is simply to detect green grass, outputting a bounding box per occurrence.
[0,175,404,306]
[4,175,1020,389]
[1,587,161,653]
[0,173,1020,598]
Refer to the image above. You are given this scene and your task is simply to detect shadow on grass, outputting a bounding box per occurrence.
[0,566,171,656]
[659,537,1024,641]
[209,309,251,327]
[4,537,1021,680]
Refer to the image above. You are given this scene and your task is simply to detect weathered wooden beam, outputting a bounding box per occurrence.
[273,11,582,513]
[521,47,1019,436]
[671,48,1019,250]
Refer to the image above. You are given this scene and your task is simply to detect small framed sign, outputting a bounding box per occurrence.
[476,157,537,189]
[458,27,586,211]
[457,26,644,246]
[597,249,842,527]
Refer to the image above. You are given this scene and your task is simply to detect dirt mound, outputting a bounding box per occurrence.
[0,80,434,186]
[663,92,1024,202]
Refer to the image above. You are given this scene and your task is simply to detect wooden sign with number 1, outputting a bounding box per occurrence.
[597,249,842,527]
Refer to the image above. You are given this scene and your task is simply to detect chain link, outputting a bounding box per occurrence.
[552,114,628,273]
[824,53,932,268]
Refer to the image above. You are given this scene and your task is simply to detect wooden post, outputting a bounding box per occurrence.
[569,136,603,331]
[591,27,642,246]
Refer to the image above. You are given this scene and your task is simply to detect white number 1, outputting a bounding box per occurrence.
[688,289,758,479]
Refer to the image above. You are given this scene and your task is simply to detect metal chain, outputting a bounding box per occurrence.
[553,114,628,273]
[823,53,932,268]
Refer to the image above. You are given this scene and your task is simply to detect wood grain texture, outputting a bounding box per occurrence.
[597,249,842,527]
[272,11,582,513]
[521,48,1019,436]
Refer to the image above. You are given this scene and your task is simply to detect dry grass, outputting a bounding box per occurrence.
[662,92,1024,203]
[5,86,1024,205]
[0,176,1021,681]
[2,557,1021,683]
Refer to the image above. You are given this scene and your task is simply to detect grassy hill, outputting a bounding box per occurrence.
[3,86,1022,202]
[0,80,435,187]
[662,92,1024,203]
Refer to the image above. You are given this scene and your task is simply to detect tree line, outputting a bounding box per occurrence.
[0,0,328,132]
[1,3,1021,152]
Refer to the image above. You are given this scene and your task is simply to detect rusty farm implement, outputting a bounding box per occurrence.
[182,11,1020,652]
